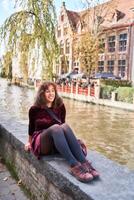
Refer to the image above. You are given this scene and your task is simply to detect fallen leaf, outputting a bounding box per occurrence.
[17,179,22,185]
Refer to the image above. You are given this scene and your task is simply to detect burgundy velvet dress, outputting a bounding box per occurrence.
[28,103,66,158]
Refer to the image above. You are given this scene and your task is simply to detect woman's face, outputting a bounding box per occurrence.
[44,85,55,106]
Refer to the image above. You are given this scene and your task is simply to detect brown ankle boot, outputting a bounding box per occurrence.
[69,163,93,183]
[82,161,100,178]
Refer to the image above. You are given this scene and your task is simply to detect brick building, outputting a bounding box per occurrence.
[56,0,134,84]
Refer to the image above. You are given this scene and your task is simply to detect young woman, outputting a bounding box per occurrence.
[25,81,99,183]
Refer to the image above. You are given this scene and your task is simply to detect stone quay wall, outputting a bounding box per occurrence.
[56,83,134,112]
[58,90,134,112]
[0,110,134,200]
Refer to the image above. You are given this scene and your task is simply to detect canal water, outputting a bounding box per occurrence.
[0,78,134,170]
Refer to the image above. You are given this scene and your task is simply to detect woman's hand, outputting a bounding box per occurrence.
[24,142,31,151]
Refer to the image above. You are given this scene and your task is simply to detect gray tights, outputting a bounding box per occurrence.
[40,123,86,166]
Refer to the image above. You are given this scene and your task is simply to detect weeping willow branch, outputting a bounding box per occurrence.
[0,0,59,81]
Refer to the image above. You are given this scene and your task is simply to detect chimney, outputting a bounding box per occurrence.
[62,2,66,7]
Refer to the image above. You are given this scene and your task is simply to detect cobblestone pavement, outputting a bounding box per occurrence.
[0,162,30,200]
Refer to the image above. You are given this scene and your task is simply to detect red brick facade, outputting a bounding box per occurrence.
[56,0,134,82]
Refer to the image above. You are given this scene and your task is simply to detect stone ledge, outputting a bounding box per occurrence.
[0,110,134,200]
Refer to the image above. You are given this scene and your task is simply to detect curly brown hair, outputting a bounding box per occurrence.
[34,81,63,108]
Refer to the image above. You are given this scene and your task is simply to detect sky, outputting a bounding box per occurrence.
[0,0,82,26]
[0,0,109,26]
[0,0,109,56]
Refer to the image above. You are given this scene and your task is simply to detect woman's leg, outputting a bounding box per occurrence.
[40,124,94,182]
[40,124,79,166]
[60,123,100,178]
[60,123,86,163]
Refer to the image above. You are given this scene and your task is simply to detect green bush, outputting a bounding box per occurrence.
[100,85,134,103]
[115,87,134,103]
[100,79,132,87]
[0,71,6,78]
[100,85,116,99]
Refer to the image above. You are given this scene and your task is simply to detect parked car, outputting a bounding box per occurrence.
[94,72,121,80]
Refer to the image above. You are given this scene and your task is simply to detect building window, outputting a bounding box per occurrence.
[81,20,87,30]
[61,15,64,22]
[65,39,70,54]
[118,60,126,77]
[64,27,68,35]
[119,33,127,51]
[107,60,114,73]
[60,41,64,55]
[99,38,105,53]
[67,60,69,68]
[73,62,77,66]
[108,36,115,52]
[57,29,61,37]
[98,61,104,72]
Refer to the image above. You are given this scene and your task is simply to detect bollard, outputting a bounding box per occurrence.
[88,85,91,96]
[111,91,118,101]
[94,84,100,99]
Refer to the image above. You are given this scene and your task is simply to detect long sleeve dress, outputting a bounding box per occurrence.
[28,103,66,158]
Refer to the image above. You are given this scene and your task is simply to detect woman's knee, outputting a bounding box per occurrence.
[49,124,62,134]
[61,123,71,131]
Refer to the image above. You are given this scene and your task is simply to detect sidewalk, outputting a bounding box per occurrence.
[0,161,30,200]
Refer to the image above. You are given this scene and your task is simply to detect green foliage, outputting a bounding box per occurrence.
[19,33,32,82]
[101,79,132,87]
[0,0,59,81]
[115,87,134,103]
[100,83,134,103]
[2,51,13,79]
[3,159,19,181]
[0,69,6,78]
[76,33,99,75]
[100,85,116,99]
